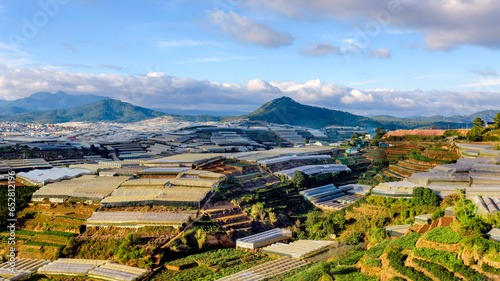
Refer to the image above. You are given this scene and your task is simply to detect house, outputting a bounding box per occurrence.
[487,228,500,243]
[385,224,411,237]
[379,142,389,147]
[345,148,358,154]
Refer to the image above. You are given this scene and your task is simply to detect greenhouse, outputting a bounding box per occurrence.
[300,184,345,202]
[38,259,148,281]
[215,257,308,281]
[88,262,149,281]
[17,167,92,186]
[473,196,500,217]
[31,175,131,201]
[38,259,108,277]
[275,164,350,179]
[261,240,335,259]
[257,155,331,166]
[0,258,50,280]
[385,224,410,237]
[87,211,195,228]
[236,228,292,251]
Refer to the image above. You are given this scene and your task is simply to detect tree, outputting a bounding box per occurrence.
[472,117,485,128]
[375,127,386,140]
[292,171,307,188]
[494,113,500,129]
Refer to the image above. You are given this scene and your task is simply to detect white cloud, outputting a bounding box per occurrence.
[205,10,294,48]
[340,89,374,104]
[369,48,391,59]
[0,68,498,117]
[245,0,500,50]
[299,43,339,56]
[157,39,220,50]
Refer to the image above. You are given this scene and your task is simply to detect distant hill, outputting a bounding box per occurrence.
[0,99,167,123]
[371,110,500,130]
[0,91,107,116]
[237,96,379,129]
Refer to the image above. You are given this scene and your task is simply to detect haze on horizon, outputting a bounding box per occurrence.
[1,0,500,117]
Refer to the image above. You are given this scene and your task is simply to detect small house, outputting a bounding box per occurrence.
[487,228,500,243]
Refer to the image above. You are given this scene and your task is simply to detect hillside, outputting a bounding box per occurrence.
[0,99,167,123]
[0,91,107,116]
[371,110,500,130]
[238,96,379,129]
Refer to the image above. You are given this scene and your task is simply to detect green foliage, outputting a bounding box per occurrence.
[362,257,382,268]
[413,187,440,207]
[481,263,500,275]
[0,185,38,230]
[413,247,486,280]
[23,241,64,248]
[431,208,444,220]
[366,240,391,258]
[472,117,485,128]
[458,217,491,236]
[346,231,364,245]
[291,171,307,188]
[413,258,461,281]
[391,232,422,249]
[387,249,432,281]
[423,227,462,244]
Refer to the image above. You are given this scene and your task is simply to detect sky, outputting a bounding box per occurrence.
[1,0,500,117]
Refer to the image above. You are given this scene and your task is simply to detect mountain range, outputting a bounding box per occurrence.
[0,92,496,129]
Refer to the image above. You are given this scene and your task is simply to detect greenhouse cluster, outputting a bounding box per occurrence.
[236,228,292,251]
[215,257,308,281]
[0,258,50,281]
[87,211,195,228]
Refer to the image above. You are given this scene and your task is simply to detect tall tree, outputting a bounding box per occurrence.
[472,117,485,128]
[494,113,500,129]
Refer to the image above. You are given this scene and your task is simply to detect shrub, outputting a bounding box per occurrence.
[366,240,391,258]
[387,250,432,281]
[423,227,462,244]
[391,232,421,249]
[413,258,460,281]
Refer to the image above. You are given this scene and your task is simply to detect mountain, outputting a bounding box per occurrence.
[238,96,379,129]
[0,91,107,116]
[0,99,167,123]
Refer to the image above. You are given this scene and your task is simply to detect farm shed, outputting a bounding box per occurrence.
[414,214,433,225]
[86,211,195,228]
[236,228,292,251]
[385,224,411,237]
[340,184,372,196]
[487,228,500,243]
[0,258,50,280]
[299,184,345,202]
[445,206,455,216]
[261,240,335,260]
[215,257,308,281]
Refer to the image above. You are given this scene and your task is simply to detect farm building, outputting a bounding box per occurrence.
[215,257,308,281]
[261,240,335,260]
[473,196,500,217]
[37,259,149,281]
[100,170,225,208]
[373,156,500,199]
[487,228,500,243]
[17,167,92,186]
[385,224,411,237]
[86,211,195,228]
[0,258,50,281]
[236,228,292,251]
[414,214,433,225]
[300,184,345,202]
[257,155,331,167]
[345,148,358,154]
[142,153,226,168]
[445,206,455,216]
[31,175,131,202]
[275,164,350,180]
[339,184,372,196]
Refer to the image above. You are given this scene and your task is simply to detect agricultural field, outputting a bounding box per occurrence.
[152,248,273,281]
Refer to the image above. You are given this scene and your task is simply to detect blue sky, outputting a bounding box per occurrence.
[1,0,500,117]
